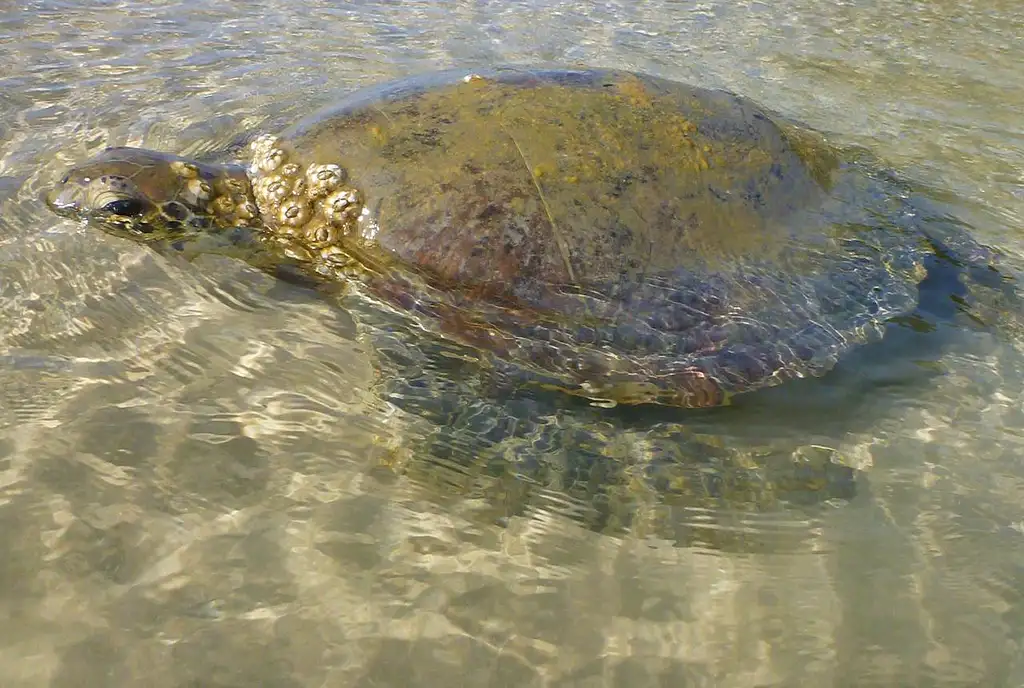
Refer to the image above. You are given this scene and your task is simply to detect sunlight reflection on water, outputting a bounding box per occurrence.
[0,0,1023,685]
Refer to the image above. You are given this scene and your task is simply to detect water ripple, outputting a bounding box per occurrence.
[1,0,1023,684]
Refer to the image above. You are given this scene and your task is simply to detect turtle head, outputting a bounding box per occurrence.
[47,147,258,241]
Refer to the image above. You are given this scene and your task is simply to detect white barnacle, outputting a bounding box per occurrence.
[279,198,311,227]
[305,163,346,197]
[255,147,287,173]
[277,162,305,198]
[170,160,200,179]
[250,134,279,157]
[236,201,258,221]
[185,178,212,203]
[212,195,236,217]
[322,188,362,226]
[305,223,337,245]
[255,174,289,204]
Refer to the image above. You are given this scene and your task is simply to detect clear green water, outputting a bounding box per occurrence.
[1,0,1023,685]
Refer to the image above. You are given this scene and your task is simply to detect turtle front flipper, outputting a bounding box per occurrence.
[154,226,341,293]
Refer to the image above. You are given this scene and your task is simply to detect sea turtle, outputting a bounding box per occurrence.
[45,66,1005,409]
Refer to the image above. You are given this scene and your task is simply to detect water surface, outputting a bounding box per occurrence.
[1,0,1024,686]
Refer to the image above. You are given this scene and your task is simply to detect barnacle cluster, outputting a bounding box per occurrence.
[168,157,256,228]
[247,135,365,254]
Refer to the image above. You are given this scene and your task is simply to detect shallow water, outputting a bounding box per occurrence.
[2,0,1024,686]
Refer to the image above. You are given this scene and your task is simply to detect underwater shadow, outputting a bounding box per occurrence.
[363,239,1014,552]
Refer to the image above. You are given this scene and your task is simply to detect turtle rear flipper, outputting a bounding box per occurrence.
[917,218,1023,332]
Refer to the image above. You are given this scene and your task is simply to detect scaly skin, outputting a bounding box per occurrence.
[48,148,257,236]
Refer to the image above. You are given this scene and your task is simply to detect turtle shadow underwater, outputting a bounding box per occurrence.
[350,240,1011,551]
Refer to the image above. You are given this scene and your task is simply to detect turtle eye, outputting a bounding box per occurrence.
[102,198,145,217]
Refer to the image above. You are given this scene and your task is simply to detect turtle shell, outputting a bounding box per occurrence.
[266,67,933,407]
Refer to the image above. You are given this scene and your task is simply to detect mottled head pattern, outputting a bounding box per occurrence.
[46,147,257,240]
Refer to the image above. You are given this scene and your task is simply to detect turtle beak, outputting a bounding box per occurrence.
[45,181,81,219]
